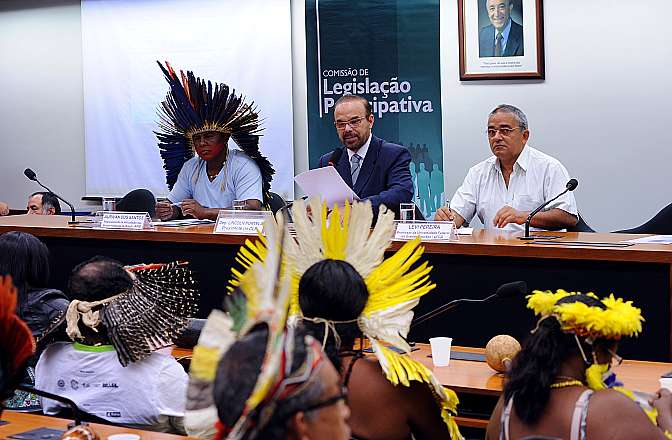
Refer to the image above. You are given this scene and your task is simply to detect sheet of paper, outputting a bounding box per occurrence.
[623,235,672,245]
[456,227,474,235]
[294,167,359,208]
[154,218,215,227]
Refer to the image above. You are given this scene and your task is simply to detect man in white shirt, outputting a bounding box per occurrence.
[435,105,577,231]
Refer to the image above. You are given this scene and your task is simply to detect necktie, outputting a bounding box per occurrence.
[351,154,362,185]
[495,32,503,56]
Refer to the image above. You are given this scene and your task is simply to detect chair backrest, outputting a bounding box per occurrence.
[267,191,287,214]
[616,202,672,234]
[116,189,156,218]
[567,212,595,232]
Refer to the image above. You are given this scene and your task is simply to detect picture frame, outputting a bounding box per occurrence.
[457,0,545,80]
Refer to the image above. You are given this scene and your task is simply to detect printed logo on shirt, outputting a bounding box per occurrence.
[57,379,65,389]
[106,411,122,418]
[102,382,119,388]
[70,379,79,390]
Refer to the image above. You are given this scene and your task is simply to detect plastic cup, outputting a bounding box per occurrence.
[102,197,116,211]
[659,377,672,391]
[233,199,246,210]
[429,337,453,367]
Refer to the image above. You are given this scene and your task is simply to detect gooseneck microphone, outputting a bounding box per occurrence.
[327,148,344,166]
[24,168,77,224]
[16,384,84,425]
[411,281,528,329]
[519,178,578,240]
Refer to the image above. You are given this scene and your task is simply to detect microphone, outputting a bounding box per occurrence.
[327,148,344,166]
[24,168,77,224]
[16,384,84,425]
[411,281,528,328]
[519,179,578,240]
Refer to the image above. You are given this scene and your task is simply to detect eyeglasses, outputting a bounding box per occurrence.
[301,386,348,413]
[334,117,367,130]
[607,348,623,367]
[486,127,520,138]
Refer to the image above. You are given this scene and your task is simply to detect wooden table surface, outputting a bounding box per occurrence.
[0,411,194,439]
[412,345,672,396]
[1,215,671,263]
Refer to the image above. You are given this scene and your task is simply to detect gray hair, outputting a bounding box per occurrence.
[489,104,528,131]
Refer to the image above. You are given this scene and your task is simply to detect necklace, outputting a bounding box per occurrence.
[551,379,584,389]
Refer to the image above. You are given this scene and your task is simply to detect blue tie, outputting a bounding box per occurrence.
[351,154,362,185]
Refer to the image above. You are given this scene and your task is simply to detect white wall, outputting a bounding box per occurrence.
[0,0,91,211]
[1,0,670,230]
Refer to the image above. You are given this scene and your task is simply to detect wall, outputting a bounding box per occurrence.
[0,1,670,231]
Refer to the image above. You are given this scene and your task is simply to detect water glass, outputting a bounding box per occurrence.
[399,203,415,222]
[233,199,246,210]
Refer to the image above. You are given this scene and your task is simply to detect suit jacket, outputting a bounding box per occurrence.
[478,20,524,57]
[317,135,414,219]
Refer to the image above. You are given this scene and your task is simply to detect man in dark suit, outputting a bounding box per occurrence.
[317,95,414,219]
[478,0,524,57]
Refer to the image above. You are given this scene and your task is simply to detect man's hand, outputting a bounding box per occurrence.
[493,206,528,228]
[0,201,9,216]
[156,201,179,221]
[435,206,455,222]
[181,199,207,219]
[651,388,672,432]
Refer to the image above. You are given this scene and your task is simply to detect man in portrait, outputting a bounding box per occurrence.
[478,0,524,57]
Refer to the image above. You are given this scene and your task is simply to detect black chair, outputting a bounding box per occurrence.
[116,189,156,218]
[615,202,672,234]
[567,211,595,232]
[268,191,287,214]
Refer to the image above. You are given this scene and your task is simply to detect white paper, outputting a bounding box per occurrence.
[294,167,359,208]
[394,222,456,241]
[456,227,474,235]
[154,218,214,227]
[623,235,672,245]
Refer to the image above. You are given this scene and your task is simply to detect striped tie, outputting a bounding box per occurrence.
[351,154,362,184]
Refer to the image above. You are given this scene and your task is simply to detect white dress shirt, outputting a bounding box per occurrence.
[449,145,578,232]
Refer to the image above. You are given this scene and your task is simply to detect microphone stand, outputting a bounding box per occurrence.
[519,187,572,240]
[30,178,78,225]
[411,293,498,329]
[16,384,84,426]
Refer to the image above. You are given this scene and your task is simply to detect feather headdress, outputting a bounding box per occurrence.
[527,289,643,340]
[155,61,274,204]
[65,261,199,367]
[186,213,320,440]
[0,276,35,398]
[228,199,462,440]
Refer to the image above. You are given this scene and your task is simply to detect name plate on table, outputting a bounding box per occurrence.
[99,212,153,230]
[394,221,455,241]
[214,210,273,235]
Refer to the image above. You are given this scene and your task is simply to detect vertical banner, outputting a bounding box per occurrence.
[305,0,443,218]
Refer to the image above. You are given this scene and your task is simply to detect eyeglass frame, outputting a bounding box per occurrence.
[301,385,348,414]
[334,116,368,130]
[486,126,522,138]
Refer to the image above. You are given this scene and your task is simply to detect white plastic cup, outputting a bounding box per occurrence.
[429,337,453,367]
[107,434,140,440]
[659,377,672,391]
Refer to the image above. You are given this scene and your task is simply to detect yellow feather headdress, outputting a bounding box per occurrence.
[527,289,644,340]
[279,198,462,440]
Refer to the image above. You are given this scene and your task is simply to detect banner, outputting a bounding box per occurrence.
[305,0,443,218]
[81,0,294,199]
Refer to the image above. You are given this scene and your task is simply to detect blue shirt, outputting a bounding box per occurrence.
[168,148,262,208]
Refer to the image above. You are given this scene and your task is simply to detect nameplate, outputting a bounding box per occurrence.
[99,212,153,230]
[214,210,273,235]
[394,221,455,241]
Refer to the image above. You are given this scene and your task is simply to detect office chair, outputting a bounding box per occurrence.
[615,202,672,234]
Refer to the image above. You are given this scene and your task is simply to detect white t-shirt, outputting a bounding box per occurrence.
[167,148,263,208]
[449,145,578,232]
[35,342,187,426]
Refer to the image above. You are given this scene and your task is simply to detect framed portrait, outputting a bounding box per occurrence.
[458,0,545,80]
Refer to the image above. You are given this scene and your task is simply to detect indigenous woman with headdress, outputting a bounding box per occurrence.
[225,199,462,440]
[154,61,274,221]
[486,290,672,440]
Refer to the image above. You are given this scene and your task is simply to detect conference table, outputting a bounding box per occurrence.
[1,215,671,361]
[0,411,195,439]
